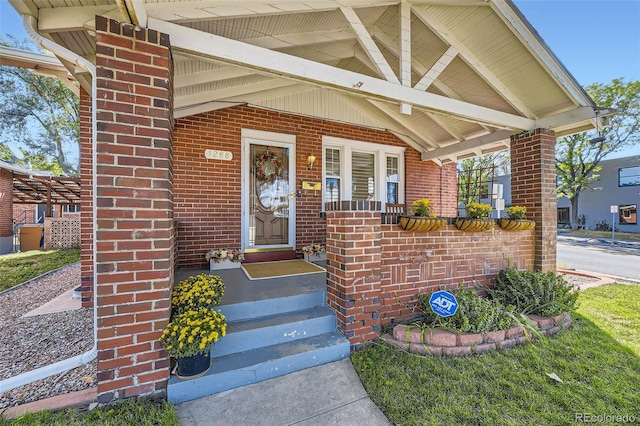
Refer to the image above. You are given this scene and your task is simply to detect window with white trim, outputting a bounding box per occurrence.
[322,136,404,209]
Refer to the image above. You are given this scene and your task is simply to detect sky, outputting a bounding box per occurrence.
[1,0,639,159]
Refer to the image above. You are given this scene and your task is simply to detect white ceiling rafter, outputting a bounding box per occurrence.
[367,99,439,148]
[413,46,457,91]
[336,94,433,154]
[411,6,535,119]
[339,7,399,84]
[424,112,465,141]
[421,129,513,161]
[150,18,535,130]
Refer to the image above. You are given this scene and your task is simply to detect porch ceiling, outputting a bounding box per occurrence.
[13,174,81,205]
[8,0,603,163]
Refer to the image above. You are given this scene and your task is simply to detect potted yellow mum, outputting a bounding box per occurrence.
[398,199,446,232]
[159,308,227,379]
[160,273,227,379]
[499,205,536,231]
[455,202,495,232]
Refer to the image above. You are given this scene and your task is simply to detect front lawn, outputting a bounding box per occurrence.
[352,284,640,426]
[0,248,80,292]
[0,397,178,426]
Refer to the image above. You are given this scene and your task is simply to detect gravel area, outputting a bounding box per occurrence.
[0,263,96,410]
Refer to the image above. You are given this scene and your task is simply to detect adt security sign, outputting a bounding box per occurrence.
[429,291,459,317]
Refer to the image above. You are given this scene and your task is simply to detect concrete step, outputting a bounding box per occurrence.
[213,306,337,357]
[219,289,325,322]
[168,331,350,403]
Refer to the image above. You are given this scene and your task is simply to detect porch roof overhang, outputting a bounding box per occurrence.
[0,160,81,205]
[8,0,608,163]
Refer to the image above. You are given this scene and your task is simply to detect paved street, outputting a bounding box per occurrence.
[557,235,640,281]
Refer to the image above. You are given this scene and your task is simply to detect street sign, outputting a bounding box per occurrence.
[610,205,619,214]
[429,291,459,317]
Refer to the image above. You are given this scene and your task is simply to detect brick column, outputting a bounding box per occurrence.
[510,129,557,272]
[0,168,13,254]
[325,201,382,347]
[79,87,94,307]
[94,16,174,403]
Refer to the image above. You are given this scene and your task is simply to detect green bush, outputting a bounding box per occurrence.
[488,268,579,316]
[417,287,515,333]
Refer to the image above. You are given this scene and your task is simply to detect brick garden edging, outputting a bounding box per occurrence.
[382,313,571,356]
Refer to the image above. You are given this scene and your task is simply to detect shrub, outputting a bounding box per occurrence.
[417,287,515,333]
[488,268,579,316]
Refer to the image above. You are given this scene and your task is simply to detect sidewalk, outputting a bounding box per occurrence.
[172,358,390,426]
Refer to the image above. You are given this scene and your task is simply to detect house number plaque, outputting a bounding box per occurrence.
[204,149,233,161]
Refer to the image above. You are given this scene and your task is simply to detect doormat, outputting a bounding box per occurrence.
[241,259,325,280]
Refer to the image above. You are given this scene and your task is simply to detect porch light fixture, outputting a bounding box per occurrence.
[306,154,316,170]
[590,110,606,144]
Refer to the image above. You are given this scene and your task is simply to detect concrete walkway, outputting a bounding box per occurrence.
[172,358,391,426]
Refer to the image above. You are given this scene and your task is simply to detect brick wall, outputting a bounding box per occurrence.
[173,104,456,267]
[80,87,94,308]
[325,203,534,346]
[510,129,557,272]
[0,168,12,238]
[93,16,174,403]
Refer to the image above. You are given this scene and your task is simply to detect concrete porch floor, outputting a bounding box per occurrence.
[174,261,327,306]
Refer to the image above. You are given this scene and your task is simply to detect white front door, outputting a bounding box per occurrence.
[241,129,296,253]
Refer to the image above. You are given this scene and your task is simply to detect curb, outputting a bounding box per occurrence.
[1,387,97,419]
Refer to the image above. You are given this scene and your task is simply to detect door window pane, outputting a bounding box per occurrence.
[352,152,375,200]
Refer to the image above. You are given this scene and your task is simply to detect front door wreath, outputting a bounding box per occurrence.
[255,148,284,183]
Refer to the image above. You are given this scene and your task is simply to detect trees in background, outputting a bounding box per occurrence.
[0,37,79,176]
[556,78,640,228]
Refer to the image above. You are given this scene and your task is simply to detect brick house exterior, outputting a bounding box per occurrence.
[75,17,559,403]
[4,0,605,406]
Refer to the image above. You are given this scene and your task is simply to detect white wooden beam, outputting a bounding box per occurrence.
[414,46,457,91]
[534,106,613,130]
[37,5,118,33]
[150,18,534,130]
[399,2,411,83]
[368,99,439,147]
[412,6,535,118]
[124,0,148,27]
[340,7,400,83]
[420,129,513,161]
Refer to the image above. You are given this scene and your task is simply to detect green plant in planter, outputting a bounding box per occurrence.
[505,205,527,219]
[487,268,579,316]
[465,202,493,219]
[416,287,515,334]
[411,198,435,217]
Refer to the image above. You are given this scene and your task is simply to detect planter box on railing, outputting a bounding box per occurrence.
[498,218,535,231]
[454,217,494,232]
[398,216,447,232]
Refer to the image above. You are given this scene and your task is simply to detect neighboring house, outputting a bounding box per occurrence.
[0,159,81,253]
[3,0,603,406]
[493,156,640,233]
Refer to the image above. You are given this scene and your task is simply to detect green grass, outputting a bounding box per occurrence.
[0,397,179,426]
[576,284,640,356]
[352,284,640,426]
[0,248,80,292]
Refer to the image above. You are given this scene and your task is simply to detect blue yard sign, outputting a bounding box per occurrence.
[429,291,459,317]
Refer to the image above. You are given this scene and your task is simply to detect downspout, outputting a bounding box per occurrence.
[0,15,98,394]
